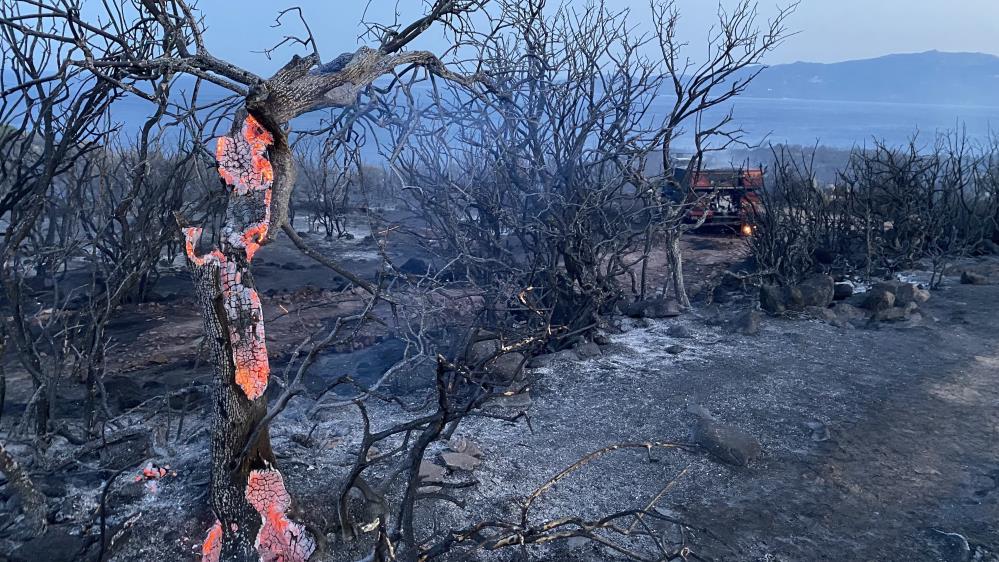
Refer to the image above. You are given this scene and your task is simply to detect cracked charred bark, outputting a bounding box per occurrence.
[184,114,281,560]
[162,31,476,562]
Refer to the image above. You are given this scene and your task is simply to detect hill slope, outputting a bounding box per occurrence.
[745,51,999,106]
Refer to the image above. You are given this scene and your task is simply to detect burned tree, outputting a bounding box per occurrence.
[0,0,123,441]
[295,137,355,239]
[185,114,317,561]
[751,134,999,287]
[0,0,487,558]
[388,0,793,339]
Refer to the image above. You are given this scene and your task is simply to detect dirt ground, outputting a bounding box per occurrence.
[456,276,999,561]
[2,231,997,561]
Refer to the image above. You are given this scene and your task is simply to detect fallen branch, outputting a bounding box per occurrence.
[282,222,377,295]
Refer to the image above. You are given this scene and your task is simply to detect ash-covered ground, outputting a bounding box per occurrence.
[3,233,998,562]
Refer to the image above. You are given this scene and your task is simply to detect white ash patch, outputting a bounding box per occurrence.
[896,270,933,287]
[606,319,737,362]
[336,249,380,262]
[843,278,870,294]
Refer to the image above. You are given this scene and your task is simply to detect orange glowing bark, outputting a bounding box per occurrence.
[202,521,223,562]
[216,114,274,197]
[219,259,270,400]
[246,469,315,562]
[194,115,313,561]
[202,469,315,562]
[186,116,274,400]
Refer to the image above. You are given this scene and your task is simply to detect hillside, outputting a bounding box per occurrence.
[745,50,999,106]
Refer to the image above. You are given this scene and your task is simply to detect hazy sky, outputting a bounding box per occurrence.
[197,0,999,74]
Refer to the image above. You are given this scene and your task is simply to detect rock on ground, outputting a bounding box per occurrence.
[830,302,868,328]
[961,271,989,285]
[833,282,854,300]
[759,284,786,314]
[863,286,896,311]
[468,338,500,365]
[760,275,835,314]
[573,341,602,359]
[805,306,838,323]
[622,298,681,319]
[876,302,920,322]
[873,280,926,307]
[797,274,835,307]
[687,404,762,467]
[486,352,526,380]
[468,338,526,379]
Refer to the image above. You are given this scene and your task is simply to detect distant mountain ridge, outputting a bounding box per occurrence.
[744,51,999,107]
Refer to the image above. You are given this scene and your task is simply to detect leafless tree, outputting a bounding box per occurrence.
[751,132,999,287]
[1,0,488,558]
[386,0,794,341]
[0,1,121,536]
[295,137,355,239]
[0,0,121,441]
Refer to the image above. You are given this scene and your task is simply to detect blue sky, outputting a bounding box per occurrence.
[196,0,999,74]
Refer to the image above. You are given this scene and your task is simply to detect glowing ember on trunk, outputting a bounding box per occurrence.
[219,259,270,400]
[202,521,222,562]
[246,469,315,562]
[185,115,275,400]
[197,116,312,561]
[201,470,315,562]
[216,114,274,197]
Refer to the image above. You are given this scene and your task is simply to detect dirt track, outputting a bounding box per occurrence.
[450,273,999,561]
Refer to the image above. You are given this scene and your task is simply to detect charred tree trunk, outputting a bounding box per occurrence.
[0,2,489,558]
[665,232,689,308]
[169,42,466,562]
[0,439,47,537]
[186,115,312,562]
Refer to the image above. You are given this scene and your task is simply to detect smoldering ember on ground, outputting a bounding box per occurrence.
[0,1,997,561]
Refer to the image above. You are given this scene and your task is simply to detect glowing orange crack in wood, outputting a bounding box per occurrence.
[185,115,274,401]
[201,469,315,562]
[183,228,270,400]
[202,521,223,562]
[246,469,315,562]
[198,115,314,561]
[220,259,270,400]
[215,115,274,196]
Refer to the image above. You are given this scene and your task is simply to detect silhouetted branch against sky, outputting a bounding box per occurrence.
[190,0,999,74]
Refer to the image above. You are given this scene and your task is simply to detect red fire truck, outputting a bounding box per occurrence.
[674,167,764,235]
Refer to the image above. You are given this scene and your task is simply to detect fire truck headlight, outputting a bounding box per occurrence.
[741,224,754,237]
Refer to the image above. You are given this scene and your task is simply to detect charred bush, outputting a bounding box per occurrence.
[751,134,999,287]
